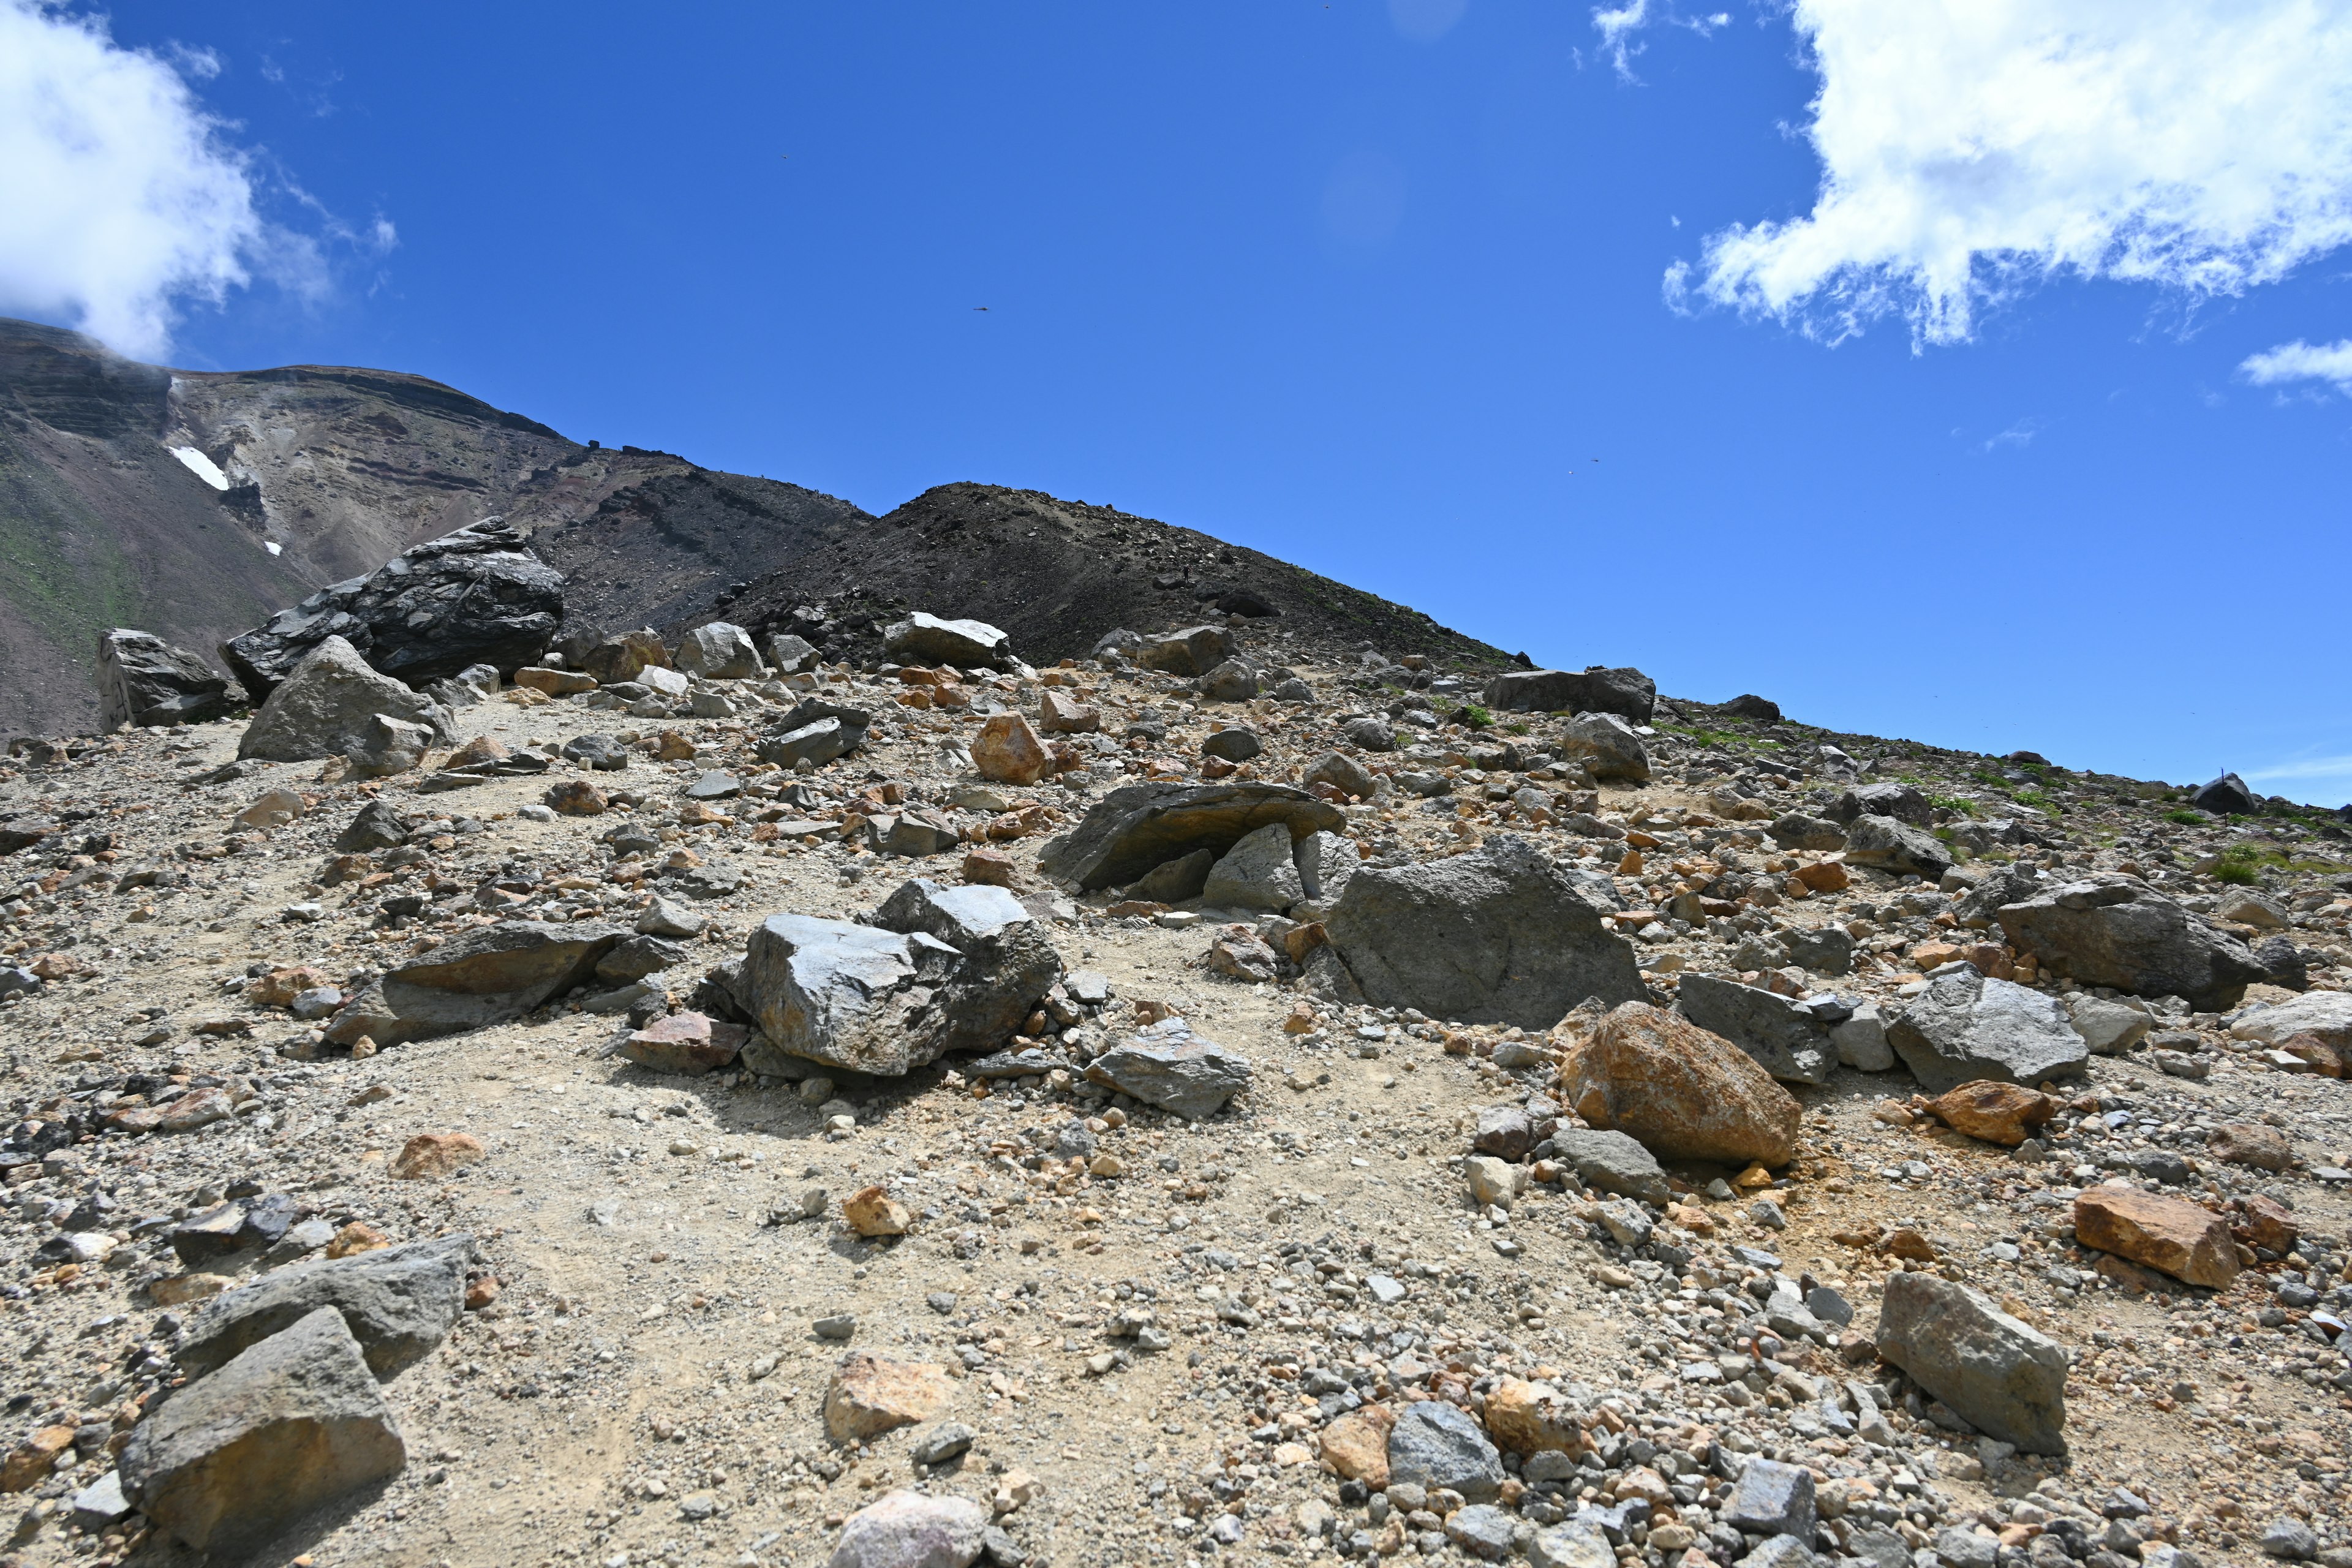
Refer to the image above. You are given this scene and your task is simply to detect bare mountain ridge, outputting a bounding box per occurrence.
[0,318,1507,738]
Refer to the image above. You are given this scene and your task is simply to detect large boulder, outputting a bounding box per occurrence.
[1560,1001,1801,1166]
[1038,782,1343,892]
[1482,666,1656,725]
[755,698,872,771]
[2228,991,2352,1047]
[325,921,630,1047]
[2073,1188,2239,1289]
[828,1491,987,1568]
[236,636,455,763]
[1674,974,1834,1085]
[178,1237,471,1381]
[1202,822,1305,912]
[221,518,562,699]
[1128,625,1238,677]
[97,628,236,728]
[2193,773,2257,815]
[1841,814,1953,880]
[674,621,764,679]
[118,1306,406,1555]
[578,629,671,685]
[1884,963,2088,1093]
[1994,876,2267,1011]
[1556,713,1649,783]
[1824,783,1931,827]
[1085,1019,1252,1118]
[1319,836,1646,1027]
[1873,1273,2067,1454]
[884,612,1012,669]
[733,883,1061,1076]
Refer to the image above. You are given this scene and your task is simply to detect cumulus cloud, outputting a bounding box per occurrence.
[0,1,338,359]
[1630,1,2352,347]
[2241,337,2352,394]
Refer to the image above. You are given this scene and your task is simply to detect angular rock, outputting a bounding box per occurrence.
[622,1011,745,1076]
[98,628,235,728]
[325,921,629,1047]
[1482,1378,1589,1457]
[1201,727,1261,763]
[1385,1399,1504,1502]
[1085,1019,1251,1119]
[676,621,764,679]
[1301,750,1379,801]
[1292,829,1357,910]
[1556,712,1649,783]
[1724,1457,1815,1538]
[1767,814,1847,853]
[2229,991,2352,1047]
[1038,690,1099,734]
[1202,821,1305,913]
[1784,924,1855,976]
[119,1306,405,1555]
[1885,965,2088,1094]
[844,1185,913,1237]
[1560,1002,1801,1166]
[1721,694,1782,723]
[1446,1503,1518,1560]
[344,712,435,778]
[578,629,669,685]
[222,519,561,699]
[1931,1082,2055,1147]
[1482,666,1656,725]
[1675,974,1836,1085]
[829,1490,988,1568]
[1825,783,1932,827]
[870,880,1065,1052]
[237,635,454,763]
[511,665,595,696]
[1038,782,1343,892]
[1528,1520,1616,1568]
[1996,876,2267,1012]
[1874,1272,2066,1453]
[971,712,1052,786]
[1204,924,1280,981]
[178,1237,472,1381]
[885,612,1012,669]
[1319,835,1646,1028]
[334,798,410,853]
[1200,658,1257,703]
[1129,625,1237,677]
[824,1353,952,1442]
[1842,814,1953,880]
[2073,1187,2239,1289]
[2255,935,2309,992]
[1123,847,1215,903]
[757,699,873,770]
[2209,1122,2293,1172]
[1547,1129,1671,1205]
[2193,773,2257,815]
[2068,995,2153,1056]
[1319,1405,1395,1487]
[1340,715,1396,752]
[760,631,820,674]
[389,1133,486,1180]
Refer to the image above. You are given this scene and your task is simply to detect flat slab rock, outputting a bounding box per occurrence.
[1885,963,2087,1094]
[326,921,629,1047]
[177,1236,473,1380]
[1085,1019,1252,1120]
[2073,1186,2240,1289]
[1038,781,1343,892]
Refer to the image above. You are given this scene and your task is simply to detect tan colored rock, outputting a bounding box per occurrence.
[2208,1122,2294,1172]
[0,1427,74,1492]
[2073,1187,2239,1289]
[824,1352,952,1442]
[972,713,1051,786]
[1319,1404,1396,1486]
[512,666,597,696]
[844,1185,913,1237]
[326,1222,391,1259]
[962,846,1017,887]
[148,1272,233,1307]
[1792,859,1850,892]
[2232,1194,2301,1254]
[620,1012,744,1076]
[234,787,306,829]
[1929,1081,2056,1147]
[1559,1001,1801,1166]
[1038,690,1100,734]
[390,1133,486,1180]
[1482,1378,1591,1457]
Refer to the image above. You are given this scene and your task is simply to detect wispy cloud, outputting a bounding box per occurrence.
[1609,1,2352,349]
[1982,419,2040,452]
[1593,1,1730,80]
[2246,753,2352,808]
[2240,337,2352,395]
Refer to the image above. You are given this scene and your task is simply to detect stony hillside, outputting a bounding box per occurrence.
[1,598,2351,1567]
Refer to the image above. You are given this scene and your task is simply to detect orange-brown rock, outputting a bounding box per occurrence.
[0,1427,74,1492]
[512,666,596,696]
[1482,1378,1591,1457]
[1318,1404,1396,1486]
[962,846,1017,887]
[1559,1001,1801,1166]
[2074,1187,2239,1289]
[1038,690,1100,734]
[824,1353,952,1442]
[972,713,1051,786]
[390,1132,486,1181]
[2231,1193,2300,1255]
[1880,1228,1938,1262]
[546,779,606,816]
[249,965,332,1008]
[1792,859,1850,893]
[2208,1122,2294,1172]
[325,1221,390,1259]
[2278,1033,2347,1077]
[843,1185,913,1237]
[1929,1081,2055,1147]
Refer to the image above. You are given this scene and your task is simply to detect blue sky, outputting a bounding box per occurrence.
[6,1,2351,803]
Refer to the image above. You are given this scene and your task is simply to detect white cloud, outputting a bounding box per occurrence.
[2241,337,2352,394]
[1389,0,1469,45]
[0,1,328,359]
[1629,1,2352,347]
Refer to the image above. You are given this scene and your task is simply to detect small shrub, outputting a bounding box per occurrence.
[2165,809,2204,826]
[2214,860,2260,886]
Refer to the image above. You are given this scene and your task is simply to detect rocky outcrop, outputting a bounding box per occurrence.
[222,519,563,699]
[1995,876,2268,1011]
[1885,963,2088,1093]
[97,629,238,728]
[1038,782,1343,892]
[1481,666,1656,725]
[325,921,629,1047]
[236,636,456,763]
[1560,1001,1801,1166]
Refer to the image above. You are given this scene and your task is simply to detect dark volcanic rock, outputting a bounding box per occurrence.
[1995,876,2268,1011]
[324,921,629,1047]
[1675,973,1835,1085]
[2193,772,2258,815]
[1885,963,2089,1093]
[97,628,237,728]
[222,519,563,699]
[1480,666,1656,724]
[1038,782,1344,892]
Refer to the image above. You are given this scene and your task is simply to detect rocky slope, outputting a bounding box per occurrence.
[1,611,2351,1568]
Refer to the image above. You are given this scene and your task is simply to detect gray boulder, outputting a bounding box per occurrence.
[1954,864,2040,929]
[760,631,820,673]
[1482,666,1656,725]
[1084,1019,1251,1119]
[119,1306,406,1556]
[1831,1003,1894,1071]
[1996,876,2267,1011]
[1547,1129,1670,1205]
[1675,973,1834,1085]
[1341,715,1396,752]
[1784,924,1855,975]
[178,1237,472,1380]
[1825,782,1932,827]
[884,611,1012,669]
[756,698,873,770]
[828,1490,988,1568]
[1766,813,1846,853]
[2068,995,2153,1055]
[98,628,236,728]
[324,920,630,1047]
[1842,813,1953,880]
[1200,658,1258,703]
[1201,728,1262,763]
[1874,1272,2067,1453]
[1202,822,1304,912]
[1885,964,2087,1093]
[676,621,764,679]
[1319,835,1646,1028]
[334,798,410,853]
[1386,1400,1504,1502]
[1129,625,1237,677]
[869,880,1065,1055]
[343,713,435,778]
[1723,1457,1815,1538]
[1038,782,1343,892]
[1301,750,1379,800]
[237,636,456,763]
[1721,694,1782,723]
[2193,773,2257,815]
[1557,712,1649,783]
[222,518,561,699]
[1292,829,1357,911]
[1123,847,1216,903]
[1528,1520,1616,1568]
